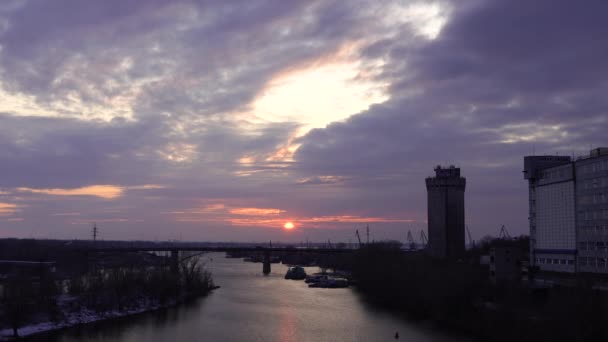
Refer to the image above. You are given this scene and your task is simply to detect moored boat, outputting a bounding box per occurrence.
[284,266,307,280]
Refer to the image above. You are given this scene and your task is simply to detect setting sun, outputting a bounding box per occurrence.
[283,222,295,230]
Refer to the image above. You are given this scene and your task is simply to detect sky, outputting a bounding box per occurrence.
[0,0,606,242]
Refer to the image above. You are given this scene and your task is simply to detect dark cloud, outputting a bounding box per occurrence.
[294,0,608,237]
[0,0,605,241]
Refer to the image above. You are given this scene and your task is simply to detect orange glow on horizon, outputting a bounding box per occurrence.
[226,215,414,228]
[18,185,123,199]
[230,207,285,215]
[16,184,163,200]
[0,202,18,215]
[168,203,416,229]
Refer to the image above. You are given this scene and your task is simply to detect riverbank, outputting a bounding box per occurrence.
[349,243,608,341]
[1,255,216,340]
[0,286,220,341]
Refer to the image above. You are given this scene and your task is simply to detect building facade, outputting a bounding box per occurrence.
[524,148,608,274]
[489,244,527,284]
[576,148,608,273]
[426,165,466,258]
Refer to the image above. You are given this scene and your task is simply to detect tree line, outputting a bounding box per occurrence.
[0,257,214,338]
[350,242,608,341]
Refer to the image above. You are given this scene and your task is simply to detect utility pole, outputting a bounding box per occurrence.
[366,225,370,244]
[92,223,98,242]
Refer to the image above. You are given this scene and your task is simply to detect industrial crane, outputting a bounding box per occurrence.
[406,230,416,250]
[499,225,512,240]
[355,229,363,248]
[419,230,428,248]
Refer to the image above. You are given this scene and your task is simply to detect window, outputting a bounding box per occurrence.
[567,260,574,265]
[560,259,566,265]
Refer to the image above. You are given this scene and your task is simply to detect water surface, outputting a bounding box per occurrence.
[47,253,469,342]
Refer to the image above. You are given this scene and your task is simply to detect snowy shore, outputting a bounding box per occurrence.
[0,287,218,341]
[0,299,175,340]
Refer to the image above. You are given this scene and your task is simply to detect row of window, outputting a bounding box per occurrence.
[580,177,608,190]
[578,193,608,205]
[536,258,574,266]
[581,210,608,221]
[579,257,608,267]
[579,160,608,175]
[536,257,608,268]
[579,225,608,233]
[541,168,569,180]
[579,241,608,251]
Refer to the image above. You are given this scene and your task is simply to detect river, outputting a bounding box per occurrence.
[45,253,469,342]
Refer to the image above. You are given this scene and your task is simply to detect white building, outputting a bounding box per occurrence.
[524,148,608,274]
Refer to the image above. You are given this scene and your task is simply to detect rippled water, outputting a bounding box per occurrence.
[46,253,469,342]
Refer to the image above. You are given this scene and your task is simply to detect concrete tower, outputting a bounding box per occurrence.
[426,165,466,258]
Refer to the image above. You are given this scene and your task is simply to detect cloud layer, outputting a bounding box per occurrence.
[0,0,605,242]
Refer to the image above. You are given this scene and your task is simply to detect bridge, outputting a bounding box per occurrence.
[82,244,356,275]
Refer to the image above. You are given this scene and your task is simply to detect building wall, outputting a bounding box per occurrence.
[490,246,525,283]
[536,181,576,250]
[427,186,447,258]
[524,150,608,275]
[523,156,572,269]
[535,164,576,273]
[576,154,608,273]
[446,186,466,257]
[426,166,466,259]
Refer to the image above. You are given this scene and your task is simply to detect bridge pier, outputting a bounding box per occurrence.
[262,250,271,275]
[170,249,179,275]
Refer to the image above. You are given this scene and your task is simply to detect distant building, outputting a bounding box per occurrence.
[489,244,527,283]
[523,148,608,274]
[426,165,466,258]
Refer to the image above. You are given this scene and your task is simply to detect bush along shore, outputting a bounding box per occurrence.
[350,243,608,342]
[0,257,216,340]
